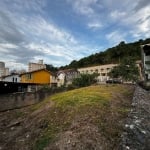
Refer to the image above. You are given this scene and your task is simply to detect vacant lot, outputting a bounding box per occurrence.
[0,85,134,150]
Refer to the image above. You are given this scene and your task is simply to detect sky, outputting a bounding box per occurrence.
[0,0,150,70]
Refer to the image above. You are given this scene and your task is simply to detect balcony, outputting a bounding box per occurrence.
[145,61,150,64]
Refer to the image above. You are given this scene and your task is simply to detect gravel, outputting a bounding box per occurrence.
[119,85,150,150]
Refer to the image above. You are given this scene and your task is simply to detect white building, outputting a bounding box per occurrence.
[141,44,150,80]
[0,62,9,80]
[28,60,46,72]
[78,64,117,83]
[57,69,79,87]
[2,74,21,83]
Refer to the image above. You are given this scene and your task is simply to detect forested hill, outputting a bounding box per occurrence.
[60,38,150,69]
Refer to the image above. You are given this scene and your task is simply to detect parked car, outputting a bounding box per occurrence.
[106,79,122,84]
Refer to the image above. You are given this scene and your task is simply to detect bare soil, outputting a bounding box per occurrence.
[0,85,134,150]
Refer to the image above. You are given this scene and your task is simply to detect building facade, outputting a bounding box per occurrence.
[78,64,117,83]
[0,62,9,80]
[28,60,46,72]
[57,69,79,87]
[141,44,150,81]
[2,74,21,83]
[20,69,55,85]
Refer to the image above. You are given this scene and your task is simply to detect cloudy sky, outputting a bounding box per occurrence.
[0,0,150,70]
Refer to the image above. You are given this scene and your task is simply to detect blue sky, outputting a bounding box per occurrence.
[0,0,150,70]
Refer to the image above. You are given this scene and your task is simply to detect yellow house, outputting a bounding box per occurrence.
[20,69,55,85]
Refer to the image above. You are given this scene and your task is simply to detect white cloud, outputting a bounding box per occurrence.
[137,19,149,32]
[87,22,102,29]
[106,1,150,40]
[0,5,93,68]
[0,43,18,49]
[68,0,97,16]
[19,16,78,46]
[3,0,46,14]
[67,0,103,30]
[106,31,126,46]
[122,5,150,39]
[110,10,126,20]
[5,62,28,71]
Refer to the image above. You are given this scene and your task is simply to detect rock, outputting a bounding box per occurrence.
[119,85,150,150]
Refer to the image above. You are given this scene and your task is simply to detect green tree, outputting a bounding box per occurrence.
[109,58,139,82]
[72,73,99,87]
[45,64,58,73]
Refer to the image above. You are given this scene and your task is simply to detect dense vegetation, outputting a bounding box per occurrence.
[109,57,139,82]
[60,38,150,69]
[72,73,99,87]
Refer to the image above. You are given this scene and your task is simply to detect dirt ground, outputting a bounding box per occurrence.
[0,85,135,150]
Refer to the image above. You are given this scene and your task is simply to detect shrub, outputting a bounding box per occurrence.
[72,73,99,87]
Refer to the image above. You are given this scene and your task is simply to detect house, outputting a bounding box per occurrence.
[57,69,79,87]
[141,44,150,81]
[20,69,57,86]
[2,73,20,82]
[78,64,117,83]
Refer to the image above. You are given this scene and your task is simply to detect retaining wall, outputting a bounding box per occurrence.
[0,91,50,111]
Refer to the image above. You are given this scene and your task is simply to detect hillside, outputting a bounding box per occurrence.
[60,38,150,69]
[0,85,134,150]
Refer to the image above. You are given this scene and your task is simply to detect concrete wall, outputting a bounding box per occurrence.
[0,91,50,112]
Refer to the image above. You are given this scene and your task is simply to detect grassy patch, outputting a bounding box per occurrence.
[33,136,51,150]
[32,84,134,150]
[51,85,112,108]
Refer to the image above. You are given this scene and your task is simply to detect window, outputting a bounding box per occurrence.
[95,69,98,73]
[101,68,104,72]
[26,73,32,79]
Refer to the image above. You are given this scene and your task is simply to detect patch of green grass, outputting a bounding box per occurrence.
[51,86,112,108]
[33,136,51,150]
[32,85,134,150]
[117,108,130,114]
[33,107,73,150]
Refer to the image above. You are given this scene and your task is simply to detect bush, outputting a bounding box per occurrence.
[72,73,99,87]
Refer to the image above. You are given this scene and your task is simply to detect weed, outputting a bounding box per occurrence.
[33,135,53,150]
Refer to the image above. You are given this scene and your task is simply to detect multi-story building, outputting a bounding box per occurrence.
[0,62,9,80]
[4,68,9,76]
[28,60,46,72]
[0,62,5,78]
[78,64,117,83]
[141,44,150,81]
